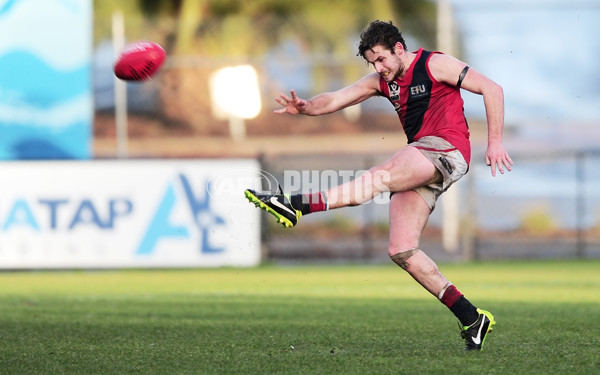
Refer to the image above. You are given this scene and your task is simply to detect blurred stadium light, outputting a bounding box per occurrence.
[209,64,262,141]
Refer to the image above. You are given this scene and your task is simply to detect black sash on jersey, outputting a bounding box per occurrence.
[404,50,433,143]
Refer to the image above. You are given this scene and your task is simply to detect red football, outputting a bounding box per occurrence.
[114,41,166,81]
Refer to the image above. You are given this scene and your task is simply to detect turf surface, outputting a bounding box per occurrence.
[0,260,598,374]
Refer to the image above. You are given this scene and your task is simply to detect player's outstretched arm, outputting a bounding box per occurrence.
[274,73,380,116]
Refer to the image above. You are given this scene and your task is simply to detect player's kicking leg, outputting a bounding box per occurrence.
[245,146,435,227]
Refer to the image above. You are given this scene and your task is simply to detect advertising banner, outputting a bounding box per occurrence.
[0,160,262,268]
[0,0,92,159]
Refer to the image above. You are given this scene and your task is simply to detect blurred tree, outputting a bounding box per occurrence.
[166,0,435,57]
[94,0,438,135]
[93,0,178,44]
[94,0,436,60]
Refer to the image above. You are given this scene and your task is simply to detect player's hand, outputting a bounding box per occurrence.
[274,90,308,115]
[485,141,513,177]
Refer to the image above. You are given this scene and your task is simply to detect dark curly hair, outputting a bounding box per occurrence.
[357,20,407,60]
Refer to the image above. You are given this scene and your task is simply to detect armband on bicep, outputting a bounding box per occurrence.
[456,66,470,88]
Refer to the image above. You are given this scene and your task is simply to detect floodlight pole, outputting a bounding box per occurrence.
[229,116,246,141]
[112,11,128,159]
[438,0,460,253]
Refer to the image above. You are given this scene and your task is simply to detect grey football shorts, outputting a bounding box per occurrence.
[410,136,469,211]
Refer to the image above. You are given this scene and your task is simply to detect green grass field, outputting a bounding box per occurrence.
[0,260,598,374]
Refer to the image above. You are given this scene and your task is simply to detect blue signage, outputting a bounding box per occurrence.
[0,0,92,159]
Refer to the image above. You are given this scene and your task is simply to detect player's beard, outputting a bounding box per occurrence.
[391,60,406,81]
[382,59,405,82]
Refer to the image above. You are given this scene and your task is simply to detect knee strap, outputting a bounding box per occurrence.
[390,248,420,270]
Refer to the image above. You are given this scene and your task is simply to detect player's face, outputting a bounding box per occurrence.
[364,44,405,82]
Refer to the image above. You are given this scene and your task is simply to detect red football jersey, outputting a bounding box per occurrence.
[378,48,471,164]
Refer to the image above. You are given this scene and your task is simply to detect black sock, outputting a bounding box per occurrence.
[290,194,310,215]
[450,296,480,327]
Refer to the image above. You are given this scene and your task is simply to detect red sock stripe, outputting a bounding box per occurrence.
[440,285,463,308]
[307,192,327,213]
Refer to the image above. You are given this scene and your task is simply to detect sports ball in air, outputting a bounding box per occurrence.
[114,41,166,81]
